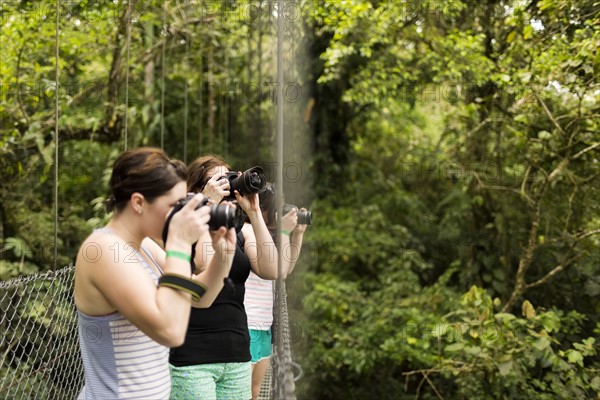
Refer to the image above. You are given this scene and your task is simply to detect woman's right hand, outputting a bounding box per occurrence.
[167,194,211,246]
[202,174,230,203]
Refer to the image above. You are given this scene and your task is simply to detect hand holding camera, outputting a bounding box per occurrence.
[281,206,298,233]
[163,193,211,247]
[202,174,231,203]
[282,204,312,225]
[293,208,309,234]
[162,193,244,272]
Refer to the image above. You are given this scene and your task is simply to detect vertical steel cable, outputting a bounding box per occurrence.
[53,0,60,269]
[273,0,286,397]
[123,0,133,150]
[198,3,203,155]
[160,3,166,149]
[183,0,189,163]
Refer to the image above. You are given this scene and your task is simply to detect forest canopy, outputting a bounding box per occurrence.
[1,1,599,399]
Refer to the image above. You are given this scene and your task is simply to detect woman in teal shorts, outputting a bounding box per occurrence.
[169,156,297,400]
[244,183,308,400]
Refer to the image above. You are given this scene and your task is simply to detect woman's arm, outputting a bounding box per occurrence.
[190,226,237,307]
[236,192,281,279]
[144,227,237,308]
[81,196,210,347]
[286,221,307,276]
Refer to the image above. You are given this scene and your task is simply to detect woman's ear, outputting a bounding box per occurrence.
[130,192,145,214]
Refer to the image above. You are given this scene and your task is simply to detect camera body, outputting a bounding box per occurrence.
[161,194,242,273]
[183,193,242,231]
[282,203,312,225]
[221,166,267,201]
[162,193,243,247]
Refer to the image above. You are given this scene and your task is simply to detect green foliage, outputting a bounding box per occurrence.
[1,0,599,399]
[296,0,600,398]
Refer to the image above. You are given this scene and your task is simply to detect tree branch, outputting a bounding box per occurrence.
[547,157,569,182]
[473,172,534,206]
[15,41,30,125]
[531,90,566,136]
[525,229,600,289]
[525,255,581,290]
[573,142,600,159]
[502,205,541,312]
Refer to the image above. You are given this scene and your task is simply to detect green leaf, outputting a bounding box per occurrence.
[445,342,465,352]
[537,130,552,140]
[566,350,583,366]
[495,313,516,322]
[522,300,536,319]
[533,337,550,351]
[498,360,513,376]
[538,312,561,333]
[590,376,600,391]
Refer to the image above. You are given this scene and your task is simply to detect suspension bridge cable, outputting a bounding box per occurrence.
[160,3,166,149]
[183,0,189,163]
[123,0,133,150]
[53,0,60,269]
[198,22,203,155]
[273,1,287,397]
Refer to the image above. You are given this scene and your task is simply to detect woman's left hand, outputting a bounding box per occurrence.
[234,191,260,215]
[294,208,309,234]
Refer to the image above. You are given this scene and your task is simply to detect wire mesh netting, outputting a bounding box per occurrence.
[0,266,299,400]
[0,265,83,400]
[271,281,301,400]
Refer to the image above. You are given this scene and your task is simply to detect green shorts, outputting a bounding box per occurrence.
[169,362,251,400]
[249,329,272,363]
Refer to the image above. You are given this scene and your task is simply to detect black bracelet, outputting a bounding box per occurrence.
[159,274,207,301]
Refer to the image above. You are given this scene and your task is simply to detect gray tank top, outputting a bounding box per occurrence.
[76,229,170,399]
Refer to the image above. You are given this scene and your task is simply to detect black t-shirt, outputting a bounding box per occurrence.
[169,231,252,365]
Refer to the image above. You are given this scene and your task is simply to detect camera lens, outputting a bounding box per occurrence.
[207,204,238,230]
[282,204,312,225]
[298,210,312,225]
[248,172,261,188]
[229,166,266,197]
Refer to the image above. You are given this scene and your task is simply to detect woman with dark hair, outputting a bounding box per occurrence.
[246,183,308,400]
[168,155,291,400]
[74,147,236,400]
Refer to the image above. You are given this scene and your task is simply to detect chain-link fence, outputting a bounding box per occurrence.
[0,265,300,400]
[271,281,302,400]
[0,265,83,400]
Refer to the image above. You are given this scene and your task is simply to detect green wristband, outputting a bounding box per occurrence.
[166,250,192,262]
[281,230,291,236]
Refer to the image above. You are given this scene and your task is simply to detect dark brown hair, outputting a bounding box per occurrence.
[106,147,187,212]
[259,182,277,227]
[187,154,230,193]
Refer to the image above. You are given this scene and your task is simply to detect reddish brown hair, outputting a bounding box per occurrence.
[187,154,231,193]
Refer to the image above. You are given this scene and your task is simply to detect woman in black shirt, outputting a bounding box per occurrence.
[169,155,292,400]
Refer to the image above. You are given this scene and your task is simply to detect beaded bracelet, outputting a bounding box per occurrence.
[281,230,291,236]
[158,273,207,301]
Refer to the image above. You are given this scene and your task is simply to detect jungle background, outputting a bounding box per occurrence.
[1,1,599,399]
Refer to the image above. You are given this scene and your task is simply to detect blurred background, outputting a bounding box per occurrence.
[1,1,599,399]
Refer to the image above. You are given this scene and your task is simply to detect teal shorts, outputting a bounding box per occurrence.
[249,329,272,363]
[169,362,251,400]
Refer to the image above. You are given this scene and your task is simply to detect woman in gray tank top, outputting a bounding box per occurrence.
[74,147,237,399]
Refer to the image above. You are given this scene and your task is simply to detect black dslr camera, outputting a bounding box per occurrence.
[163,194,242,238]
[221,166,267,201]
[282,204,313,225]
[161,194,243,273]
